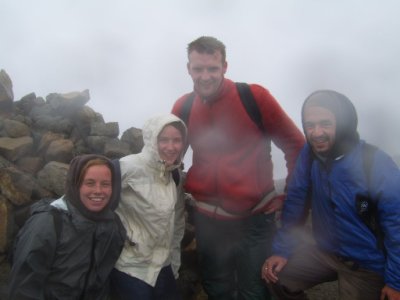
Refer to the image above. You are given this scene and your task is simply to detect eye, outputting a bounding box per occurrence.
[173,137,183,144]
[158,137,169,143]
[101,182,112,189]
[320,121,333,128]
[83,180,96,187]
[192,67,202,73]
[303,122,314,130]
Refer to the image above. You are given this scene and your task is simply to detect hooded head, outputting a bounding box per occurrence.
[64,154,119,221]
[301,90,359,158]
[142,114,187,169]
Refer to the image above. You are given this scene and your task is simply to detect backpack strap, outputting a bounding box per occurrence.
[235,82,265,133]
[49,208,63,241]
[362,143,377,187]
[179,92,195,126]
[359,143,386,255]
[172,168,180,186]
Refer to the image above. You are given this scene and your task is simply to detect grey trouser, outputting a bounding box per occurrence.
[194,211,276,300]
[269,241,384,300]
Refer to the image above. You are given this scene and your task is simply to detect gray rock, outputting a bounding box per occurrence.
[90,121,119,138]
[3,119,31,138]
[46,89,90,117]
[0,70,13,114]
[37,161,69,196]
[121,127,144,153]
[103,138,131,159]
[44,139,74,163]
[0,136,33,162]
[0,195,11,253]
[0,167,34,206]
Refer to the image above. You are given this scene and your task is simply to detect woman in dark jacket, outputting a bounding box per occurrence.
[8,154,126,300]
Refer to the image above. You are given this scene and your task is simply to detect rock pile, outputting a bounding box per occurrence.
[0,69,144,254]
[0,69,202,300]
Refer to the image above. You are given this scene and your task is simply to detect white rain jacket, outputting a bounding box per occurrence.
[114,114,186,287]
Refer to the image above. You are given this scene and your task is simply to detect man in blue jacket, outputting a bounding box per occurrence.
[262,90,400,300]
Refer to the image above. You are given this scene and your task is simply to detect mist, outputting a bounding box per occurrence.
[1,0,399,178]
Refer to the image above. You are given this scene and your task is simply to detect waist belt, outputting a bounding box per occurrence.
[195,189,277,218]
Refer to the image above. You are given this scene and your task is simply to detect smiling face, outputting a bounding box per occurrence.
[79,164,112,212]
[303,105,337,156]
[157,124,184,166]
[187,50,227,100]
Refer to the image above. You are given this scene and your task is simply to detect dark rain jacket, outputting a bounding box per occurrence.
[8,198,125,300]
[8,154,126,300]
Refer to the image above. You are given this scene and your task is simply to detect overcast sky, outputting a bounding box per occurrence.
[2,0,399,178]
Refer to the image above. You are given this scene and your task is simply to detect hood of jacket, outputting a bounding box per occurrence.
[301,90,360,159]
[141,113,187,173]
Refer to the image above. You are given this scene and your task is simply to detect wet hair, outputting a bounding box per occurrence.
[302,90,360,158]
[77,158,111,188]
[187,36,226,62]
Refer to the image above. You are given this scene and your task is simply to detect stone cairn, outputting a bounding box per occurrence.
[0,69,202,299]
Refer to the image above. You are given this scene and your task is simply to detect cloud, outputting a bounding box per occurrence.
[1,0,399,178]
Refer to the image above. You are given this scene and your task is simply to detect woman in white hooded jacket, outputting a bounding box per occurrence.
[111,114,187,300]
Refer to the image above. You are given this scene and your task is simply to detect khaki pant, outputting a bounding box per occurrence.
[269,242,384,300]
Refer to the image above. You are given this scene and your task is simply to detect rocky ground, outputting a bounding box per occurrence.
[1,253,337,300]
[307,281,338,300]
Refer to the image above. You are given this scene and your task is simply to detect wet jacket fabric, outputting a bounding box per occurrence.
[275,91,400,290]
[172,78,304,218]
[9,197,126,299]
[114,114,187,287]
[8,154,126,300]
[273,141,400,291]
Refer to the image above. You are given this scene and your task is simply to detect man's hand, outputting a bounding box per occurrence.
[261,255,288,284]
[264,194,285,214]
[381,285,400,300]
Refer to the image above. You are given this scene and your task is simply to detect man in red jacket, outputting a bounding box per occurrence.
[171,36,304,300]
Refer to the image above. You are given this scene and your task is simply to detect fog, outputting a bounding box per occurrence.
[2,0,399,178]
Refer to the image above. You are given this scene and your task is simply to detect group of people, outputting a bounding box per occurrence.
[8,36,400,300]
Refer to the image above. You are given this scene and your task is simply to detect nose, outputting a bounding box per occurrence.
[165,140,176,151]
[93,184,103,193]
[200,70,211,81]
[313,124,325,136]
